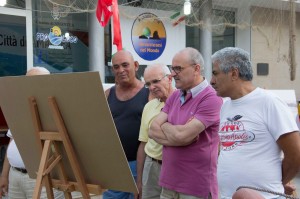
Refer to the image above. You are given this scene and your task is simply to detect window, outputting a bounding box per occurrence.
[186,9,235,53]
[212,9,235,53]
[32,0,89,73]
[0,14,26,76]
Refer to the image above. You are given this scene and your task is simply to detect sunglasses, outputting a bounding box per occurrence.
[144,74,168,88]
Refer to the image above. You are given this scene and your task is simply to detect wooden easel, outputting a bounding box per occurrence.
[28,96,103,199]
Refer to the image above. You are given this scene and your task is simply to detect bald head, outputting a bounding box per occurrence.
[111,50,139,86]
[112,50,134,63]
[144,63,170,76]
[26,67,50,76]
[174,47,205,75]
[143,63,173,101]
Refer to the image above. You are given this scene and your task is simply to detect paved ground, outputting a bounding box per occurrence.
[0,165,299,198]
[73,172,300,199]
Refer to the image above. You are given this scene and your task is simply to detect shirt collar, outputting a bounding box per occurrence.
[154,98,164,108]
[181,78,209,98]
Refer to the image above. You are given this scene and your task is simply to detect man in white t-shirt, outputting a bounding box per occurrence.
[0,67,64,199]
[210,47,300,199]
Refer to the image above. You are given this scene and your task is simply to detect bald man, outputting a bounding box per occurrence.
[104,50,150,199]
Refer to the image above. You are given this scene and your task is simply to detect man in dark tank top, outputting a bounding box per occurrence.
[104,50,150,199]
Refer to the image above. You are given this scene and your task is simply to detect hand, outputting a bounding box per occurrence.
[284,182,296,195]
[136,181,142,199]
[0,176,8,197]
[134,190,142,199]
[193,134,199,142]
[134,192,139,199]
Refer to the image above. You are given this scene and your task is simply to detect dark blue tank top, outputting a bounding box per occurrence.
[107,86,149,161]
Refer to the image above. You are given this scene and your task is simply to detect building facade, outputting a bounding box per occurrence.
[0,0,299,98]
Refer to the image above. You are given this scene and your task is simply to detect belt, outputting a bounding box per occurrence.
[12,166,27,174]
[149,156,162,164]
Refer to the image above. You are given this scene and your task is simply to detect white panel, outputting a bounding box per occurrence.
[26,0,33,70]
[0,7,26,16]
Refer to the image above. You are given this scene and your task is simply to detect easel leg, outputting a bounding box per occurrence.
[53,142,72,199]
[49,97,90,199]
[33,140,53,199]
[44,176,54,199]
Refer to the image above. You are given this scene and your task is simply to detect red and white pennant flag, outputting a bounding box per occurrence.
[96,0,123,51]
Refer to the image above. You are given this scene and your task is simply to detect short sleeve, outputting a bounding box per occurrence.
[6,129,13,138]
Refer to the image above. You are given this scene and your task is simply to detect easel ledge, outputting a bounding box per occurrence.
[51,179,104,195]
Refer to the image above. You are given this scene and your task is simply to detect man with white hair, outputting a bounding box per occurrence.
[137,63,174,199]
[0,67,64,199]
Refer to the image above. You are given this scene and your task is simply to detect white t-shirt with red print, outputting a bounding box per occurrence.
[218,87,299,199]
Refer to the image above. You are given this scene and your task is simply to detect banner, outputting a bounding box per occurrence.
[112,6,185,65]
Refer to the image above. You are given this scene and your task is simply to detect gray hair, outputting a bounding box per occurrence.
[212,47,253,81]
[177,47,205,75]
[144,63,171,76]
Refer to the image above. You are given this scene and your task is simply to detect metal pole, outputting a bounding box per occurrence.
[289,0,296,81]
[89,12,106,82]
[199,0,212,81]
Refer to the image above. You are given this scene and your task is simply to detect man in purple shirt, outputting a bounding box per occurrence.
[149,47,222,199]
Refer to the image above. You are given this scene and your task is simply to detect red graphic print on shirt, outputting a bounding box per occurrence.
[219,115,255,151]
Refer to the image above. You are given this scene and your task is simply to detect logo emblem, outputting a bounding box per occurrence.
[219,115,255,151]
[49,26,63,46]
[131,13,166,61]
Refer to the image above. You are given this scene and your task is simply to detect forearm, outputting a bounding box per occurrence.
[148,120,182,146]
[282,157,300,185]
[136,142,146,186]
[1,154,10,178]
[278,132,300,185]
[148,121,167,140]
[148,112,182,146]
[0,154,10,197]
[151,137,177,146]
[148,122,179,146]
[150,124,194,146]
[161,122,199,146]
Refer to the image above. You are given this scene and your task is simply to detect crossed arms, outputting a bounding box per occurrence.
[148,111,205,146]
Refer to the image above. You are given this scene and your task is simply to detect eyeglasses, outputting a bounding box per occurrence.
[170,64,197,74]
[144,75,168,88]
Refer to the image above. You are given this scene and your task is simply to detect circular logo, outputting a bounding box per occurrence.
[131,13,166,61]
[49,26,62,46]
